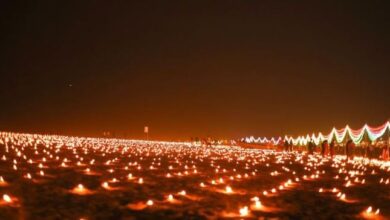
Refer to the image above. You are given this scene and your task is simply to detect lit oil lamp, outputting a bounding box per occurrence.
[225,186,233,194]
[71,184,92,195]
[25,173,32,179]
[146,200,153,206]
[2,194,12,203]
[363,206,380,218]
[102,182,109,189]
[250,197,262,210]
[0,176,8,186]
[239,206,249,217]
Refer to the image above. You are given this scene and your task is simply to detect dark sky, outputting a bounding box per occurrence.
[0,1,389,140]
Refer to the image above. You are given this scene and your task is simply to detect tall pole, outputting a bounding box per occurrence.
[144,126,149,141]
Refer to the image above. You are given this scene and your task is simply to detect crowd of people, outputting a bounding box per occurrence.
[283,139,390,161]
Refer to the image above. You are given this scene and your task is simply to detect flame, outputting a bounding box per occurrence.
[179,190,186,196]
[146,200,153,206]
[102,182,109,189]
[239,206,249,216]
[3,194,12,203]
[225,186,233,194]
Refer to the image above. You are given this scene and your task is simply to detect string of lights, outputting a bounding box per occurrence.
[243,121,390,146]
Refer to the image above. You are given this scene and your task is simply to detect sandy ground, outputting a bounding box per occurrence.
[0,134,390,219]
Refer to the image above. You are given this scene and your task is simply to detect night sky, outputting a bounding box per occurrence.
[0,1,389,140]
